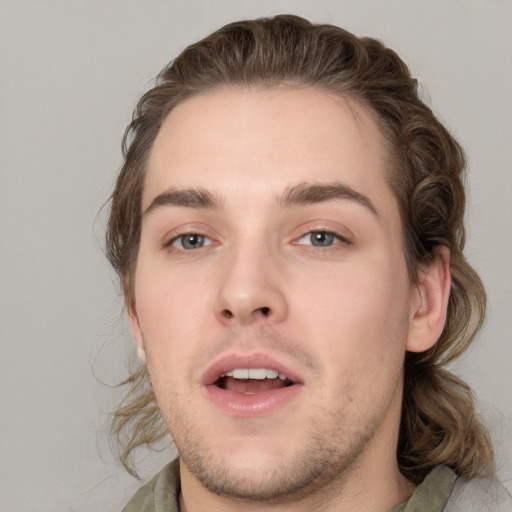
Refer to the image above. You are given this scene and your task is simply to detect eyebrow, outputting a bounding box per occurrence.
[144,187,220,216]
[280,181,378,216]
[143,181,378,217]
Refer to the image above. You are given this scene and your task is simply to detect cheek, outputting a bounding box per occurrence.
[290,252,410,374]
[133,267,207,382]
[135,275,201,402]
[298,278,408,416]
[135,257,211,329]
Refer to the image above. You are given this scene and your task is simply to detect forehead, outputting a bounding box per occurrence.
[144,86,394,213]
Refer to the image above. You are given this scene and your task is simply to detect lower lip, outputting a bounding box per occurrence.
[204,383,303,417]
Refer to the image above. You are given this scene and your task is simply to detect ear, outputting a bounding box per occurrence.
[406,246,451,353]
[128,300,146,363]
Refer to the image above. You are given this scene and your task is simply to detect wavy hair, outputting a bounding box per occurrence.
[106,15,493,481]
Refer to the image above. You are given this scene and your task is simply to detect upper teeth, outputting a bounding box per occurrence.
[221,368,287,380]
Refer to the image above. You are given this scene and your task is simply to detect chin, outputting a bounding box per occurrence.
[178,428,367,504]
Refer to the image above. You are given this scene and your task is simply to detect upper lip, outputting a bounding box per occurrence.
[201,352,304,386]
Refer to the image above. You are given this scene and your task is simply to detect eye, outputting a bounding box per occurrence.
[171,233,213,250]
[297,230,346,247]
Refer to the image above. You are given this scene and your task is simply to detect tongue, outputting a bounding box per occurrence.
[223,377,286,394]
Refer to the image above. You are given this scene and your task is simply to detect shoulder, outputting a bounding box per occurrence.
[444,473,512,512]
[121,459,181,512]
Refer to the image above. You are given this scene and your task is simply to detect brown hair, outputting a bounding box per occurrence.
[106,14,493,481]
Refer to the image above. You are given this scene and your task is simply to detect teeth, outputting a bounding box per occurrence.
[221,368,287,380]
[248,368,266,379]
[233,369,249,379]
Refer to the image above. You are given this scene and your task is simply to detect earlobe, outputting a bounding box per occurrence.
[128,301,146,363]
[137,345,146,363]
[406,246,451,353]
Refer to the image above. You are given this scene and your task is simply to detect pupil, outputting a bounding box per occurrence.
[312,232,333,246]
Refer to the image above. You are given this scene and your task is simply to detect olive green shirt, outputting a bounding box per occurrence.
[122,459,512,511]
[389,465,456,512]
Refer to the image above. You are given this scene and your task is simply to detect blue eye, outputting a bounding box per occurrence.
[298,231,343,247]
[172,234,212,250]
[309,232,336,246]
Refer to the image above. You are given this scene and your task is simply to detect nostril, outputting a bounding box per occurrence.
[219,306,272,321]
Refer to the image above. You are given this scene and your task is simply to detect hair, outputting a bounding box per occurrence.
[105,14,493,481]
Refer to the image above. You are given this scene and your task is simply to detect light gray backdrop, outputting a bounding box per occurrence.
[1,1,510,511]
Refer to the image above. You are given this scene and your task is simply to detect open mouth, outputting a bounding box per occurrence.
[203,357,303,416]
[214,368,295,395]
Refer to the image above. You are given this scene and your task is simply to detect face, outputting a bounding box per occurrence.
[131,87,419,503]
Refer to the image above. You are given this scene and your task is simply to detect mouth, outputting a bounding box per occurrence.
[214,368,295,395]
[202,354,304,417]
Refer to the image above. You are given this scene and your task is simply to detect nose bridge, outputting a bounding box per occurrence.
[214,231,288,326]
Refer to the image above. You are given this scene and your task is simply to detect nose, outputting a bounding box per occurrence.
[214,243,288,327]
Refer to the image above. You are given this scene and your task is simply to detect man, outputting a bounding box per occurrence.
[105,15,512,511]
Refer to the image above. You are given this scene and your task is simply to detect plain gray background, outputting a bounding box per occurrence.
[1,1,510,510]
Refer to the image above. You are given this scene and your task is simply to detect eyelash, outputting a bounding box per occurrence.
[294,229,351,248]
[165,232,215,251]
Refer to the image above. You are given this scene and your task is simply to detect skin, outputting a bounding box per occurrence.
[130,87,451,511]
